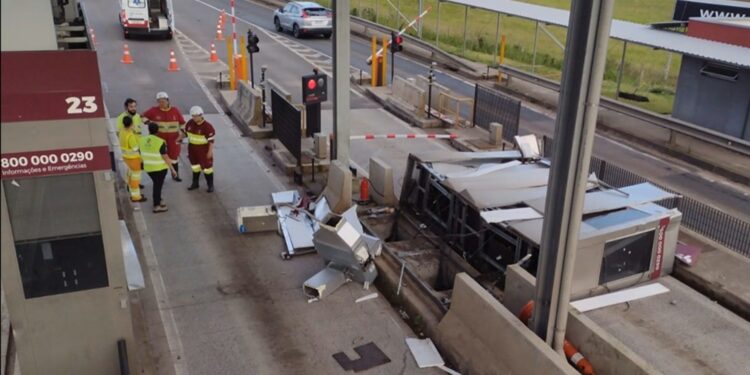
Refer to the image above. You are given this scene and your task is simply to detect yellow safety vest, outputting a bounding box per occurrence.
[119,129,140,159]
[116,112,143,135]
[139,135,168,172]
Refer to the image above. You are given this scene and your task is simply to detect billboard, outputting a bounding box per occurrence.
[673,0,749,21]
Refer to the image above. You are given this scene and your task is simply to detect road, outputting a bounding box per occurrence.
[86,0,445,374]
[166,0,749,223]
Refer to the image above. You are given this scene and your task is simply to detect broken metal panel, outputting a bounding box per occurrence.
[273,190,316,256]
[313,216,378,285]
[413,150,523,163]
[444,164,550,192]
[438,160,522,179]
[303,266,348,299]
[514,134,542,159]
[480,207,543,224]
[525,182,676,215]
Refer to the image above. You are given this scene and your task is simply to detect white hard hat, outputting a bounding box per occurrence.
[156,91,169,100]
[190,106,204,116]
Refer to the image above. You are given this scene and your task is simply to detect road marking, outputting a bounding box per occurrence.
[174,28,286,191]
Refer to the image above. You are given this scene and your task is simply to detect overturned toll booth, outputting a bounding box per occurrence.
[398,150,682,298]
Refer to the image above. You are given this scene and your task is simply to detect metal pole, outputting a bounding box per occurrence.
[418,0,423,38]
[435,1,441,46]
[332,0,351,163]
[249,52,255,88]
[462,6,468,56]
[376,0,380,24]
[664,52,672,81]
[532,21,539,73]
[428,62,435,118]
[615,41,627,100]
[493,13,500,66]
[260,65,267,126]
[530,0,614,353]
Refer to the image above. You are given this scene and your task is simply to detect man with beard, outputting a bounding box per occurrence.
[116,98,143,137]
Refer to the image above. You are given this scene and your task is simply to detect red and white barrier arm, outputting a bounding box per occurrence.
[350,133,457,140]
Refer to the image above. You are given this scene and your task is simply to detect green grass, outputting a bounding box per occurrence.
[317,0,682,114]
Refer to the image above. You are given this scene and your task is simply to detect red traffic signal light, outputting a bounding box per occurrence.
[390,32,404,53]
[307,78,317,90]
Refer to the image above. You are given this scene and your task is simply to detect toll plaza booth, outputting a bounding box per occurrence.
[0,50,136,373]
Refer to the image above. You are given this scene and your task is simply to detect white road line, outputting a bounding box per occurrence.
[174,28,286,191]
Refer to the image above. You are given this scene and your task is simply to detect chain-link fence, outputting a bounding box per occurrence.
[542,136,750,256]
[473,84,521,141]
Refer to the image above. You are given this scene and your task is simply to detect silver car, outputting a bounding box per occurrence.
[273,1,332,39]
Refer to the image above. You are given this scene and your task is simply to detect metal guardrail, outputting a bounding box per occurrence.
[498,64,750,157]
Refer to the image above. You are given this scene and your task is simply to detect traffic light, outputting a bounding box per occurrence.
[246,29,260,53]
[390,32,403,54]
[302,72,327,105]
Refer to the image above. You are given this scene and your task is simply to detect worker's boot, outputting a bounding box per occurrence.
[205,173,214,193]
[187,172,200,190]
[172,163,182,182]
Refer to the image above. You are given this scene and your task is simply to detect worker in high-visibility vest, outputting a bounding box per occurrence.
[185,106,216,192]
[140,122,177,213]
[120,116,147,202]
[142,92,185,182]
[116,98,143,137]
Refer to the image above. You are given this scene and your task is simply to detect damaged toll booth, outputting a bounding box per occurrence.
[399,150,682,298]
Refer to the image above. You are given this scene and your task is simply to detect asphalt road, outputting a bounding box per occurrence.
[166,0,750,223]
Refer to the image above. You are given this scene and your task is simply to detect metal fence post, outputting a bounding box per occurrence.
[462,5,468,56]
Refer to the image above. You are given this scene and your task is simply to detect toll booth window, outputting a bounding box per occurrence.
[3,174,109,299]
[599,230,655,284]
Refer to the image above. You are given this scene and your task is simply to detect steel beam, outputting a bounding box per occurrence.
[615,41,627,100]
[530,0,614,353]
[332,0,350,162]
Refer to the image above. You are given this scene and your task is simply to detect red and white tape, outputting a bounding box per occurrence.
[230,0,237,52]
[350,133,457,140]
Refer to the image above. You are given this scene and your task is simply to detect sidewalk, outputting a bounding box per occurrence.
[111,115,440,374]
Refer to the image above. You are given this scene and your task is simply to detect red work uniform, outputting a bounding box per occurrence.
[143,106,185,161]
[185,118,216,175]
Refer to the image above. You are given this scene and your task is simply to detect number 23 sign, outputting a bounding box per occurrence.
[1,50,105,123]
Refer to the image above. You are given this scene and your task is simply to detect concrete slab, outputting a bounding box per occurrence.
[586,276,750,375]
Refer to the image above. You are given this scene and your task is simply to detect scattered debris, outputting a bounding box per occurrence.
[355,293,379,303]
[675,242,701,266]
[236,205,277,233]
[571,283,670,312]
[333,342,391,372]
[406,337,462,374]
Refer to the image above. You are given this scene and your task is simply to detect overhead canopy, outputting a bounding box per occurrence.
[446,0,750,68]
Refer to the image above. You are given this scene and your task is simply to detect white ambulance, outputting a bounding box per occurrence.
[118,0,174,39]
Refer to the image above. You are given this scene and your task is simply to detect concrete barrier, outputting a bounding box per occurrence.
[415,75,451,111]
[391,76,426,117]
[229,81,263,127]
[504,265,662,375]
[435,273,577,375]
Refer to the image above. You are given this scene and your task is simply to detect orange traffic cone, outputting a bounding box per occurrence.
[89,28,97,45]
[121,44,133,64]
[221,9,227,25]
[215,23,224,41]
[209,43,219,62]
[168,49,180,72]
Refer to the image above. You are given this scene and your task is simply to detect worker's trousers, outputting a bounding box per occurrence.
[123,157,143,201]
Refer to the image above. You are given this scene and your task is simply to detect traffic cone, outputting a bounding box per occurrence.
[121,44,134,64]
[221,9,227,25]
[168,49,180,72]
[89,28,97,45]
[209,43,219,62]
[215,23,224,41]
